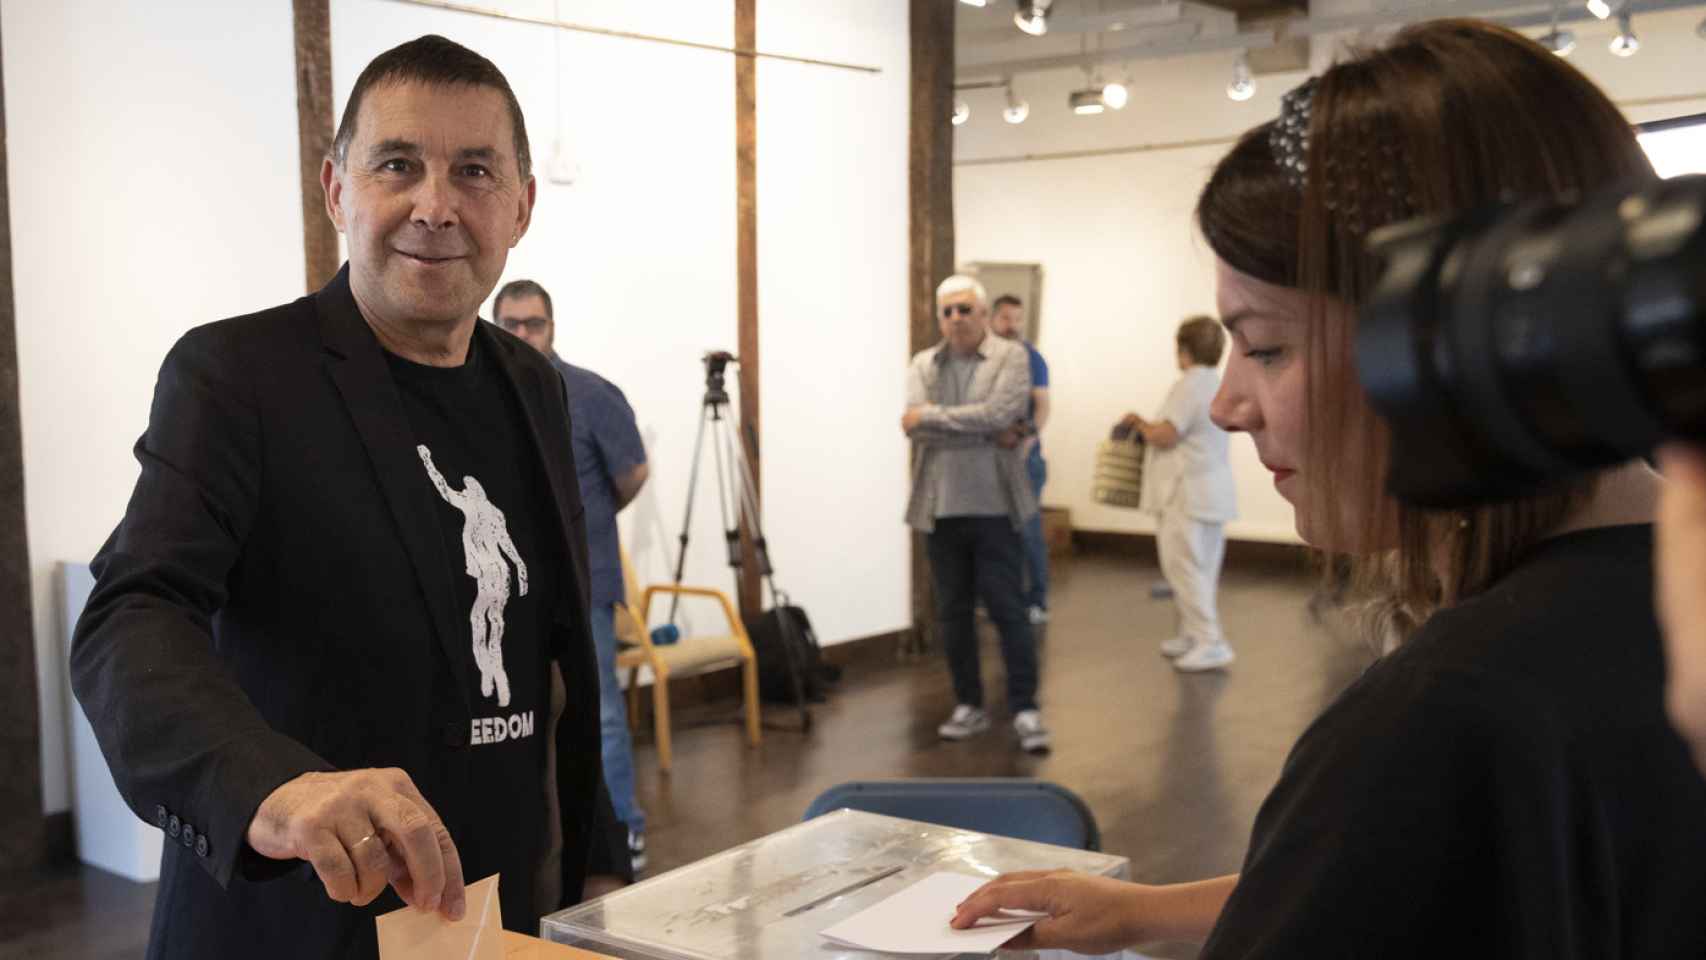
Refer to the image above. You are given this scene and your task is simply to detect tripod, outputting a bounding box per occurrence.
[666,351,813,732]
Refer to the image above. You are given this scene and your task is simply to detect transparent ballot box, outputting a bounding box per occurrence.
[540,810,1132,960]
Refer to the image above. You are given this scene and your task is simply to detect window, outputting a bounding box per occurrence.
[1637,113,1706,179]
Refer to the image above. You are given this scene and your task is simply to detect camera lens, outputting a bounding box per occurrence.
[1359,174,1706,508]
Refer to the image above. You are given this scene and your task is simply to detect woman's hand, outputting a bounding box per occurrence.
[1113,413,1144,441]
[949,870,1150,955]
[1658,443,1706,774]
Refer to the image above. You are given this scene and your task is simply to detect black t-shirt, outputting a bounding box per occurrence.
[384,333,560,931]
[1203,525,1706,958]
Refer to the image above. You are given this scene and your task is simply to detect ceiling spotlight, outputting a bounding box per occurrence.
[1101,80,1129,111]
[1003,84,1030,124]
[1539,0,1576,55]
[952,98,970,126]
[958,0,989,6]
[1014,0,1053,36]
[1069,89,1107,115]
[1610,10,1639,55]
[1227,52,1256,101]
[1586,0,1612,19]
[1540,27,1577,55]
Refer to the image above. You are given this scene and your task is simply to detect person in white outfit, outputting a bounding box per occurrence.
[1122,316,1238,672]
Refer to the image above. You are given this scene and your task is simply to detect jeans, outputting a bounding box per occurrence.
[591,604,645,834]
[926,516,1040,712]
[1020,448,1049,610]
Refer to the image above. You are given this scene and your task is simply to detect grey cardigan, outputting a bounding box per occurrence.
[904,334,1038,532]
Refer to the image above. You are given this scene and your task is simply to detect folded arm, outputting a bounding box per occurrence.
[914,347,1032,436]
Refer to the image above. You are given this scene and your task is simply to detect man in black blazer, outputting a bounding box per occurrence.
[71,36,609,958]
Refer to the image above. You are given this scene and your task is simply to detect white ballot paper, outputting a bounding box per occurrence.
[819,872,1046,955]
[376,874,504,960]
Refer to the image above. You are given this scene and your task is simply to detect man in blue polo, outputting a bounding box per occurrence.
[990,294,1051,626]
[494,279,651,872]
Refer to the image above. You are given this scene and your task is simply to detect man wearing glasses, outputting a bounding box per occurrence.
[902,275,1050,754]
[493,279,650,877]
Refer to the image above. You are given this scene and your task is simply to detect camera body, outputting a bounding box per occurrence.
[1358,174,1706,508]
[703,350,737,403]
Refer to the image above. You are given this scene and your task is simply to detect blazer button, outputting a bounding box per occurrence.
[442,720,468,748]
[195,834,210,858]
[167,815,182,839]
[155,805,169,829]
[181,824,196,848]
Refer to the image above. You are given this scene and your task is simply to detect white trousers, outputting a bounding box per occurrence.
[1157,494,1228,648]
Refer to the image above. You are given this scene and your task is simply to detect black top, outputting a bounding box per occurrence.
[385,333,561,932]
[1203,525,1706,958]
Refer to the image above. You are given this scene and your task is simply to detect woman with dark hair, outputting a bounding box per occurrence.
[951,20,1706,957]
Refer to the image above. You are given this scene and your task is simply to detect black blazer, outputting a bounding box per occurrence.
[70,266,603,959]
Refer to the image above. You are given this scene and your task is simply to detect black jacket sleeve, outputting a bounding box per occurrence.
[69,328,331,890]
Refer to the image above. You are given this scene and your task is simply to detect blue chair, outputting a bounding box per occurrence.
[803,779,1101,851]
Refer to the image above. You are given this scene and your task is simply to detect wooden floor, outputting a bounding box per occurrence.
[0,550,1370,960]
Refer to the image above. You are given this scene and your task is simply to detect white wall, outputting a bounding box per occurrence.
[756,0,911,651]
[4,0,305,816]
[953,9,1706,543]
[8,0,911,815]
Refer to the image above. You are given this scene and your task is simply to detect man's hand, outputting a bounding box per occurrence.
[949,870,1151,954]
[995,426,1025,450]
[246,769,466,919]
[1658,444,1706,774]
[901,407,927,434]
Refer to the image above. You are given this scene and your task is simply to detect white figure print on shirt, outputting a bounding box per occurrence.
[418,444,529,707]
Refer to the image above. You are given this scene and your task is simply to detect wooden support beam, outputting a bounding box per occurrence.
[735,0,763,621]
[294,0,339,292]
[0,13,47,887]
[906,0,956,653]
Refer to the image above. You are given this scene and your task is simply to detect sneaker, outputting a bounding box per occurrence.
[627,829,647,873]
[1013,710,1052,755]
[1173,642,1235,673]
[938,705,991,741]
[1027,605,1050,625]
[1159,635,1193,658]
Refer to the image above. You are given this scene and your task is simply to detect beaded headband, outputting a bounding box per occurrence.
[1269,76,1319,190]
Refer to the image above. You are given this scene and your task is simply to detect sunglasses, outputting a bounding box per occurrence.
[940,303,976,318]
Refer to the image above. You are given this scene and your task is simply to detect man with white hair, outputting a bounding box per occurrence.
[903,275,1050,754]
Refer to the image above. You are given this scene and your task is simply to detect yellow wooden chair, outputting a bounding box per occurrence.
[613,550,761,773]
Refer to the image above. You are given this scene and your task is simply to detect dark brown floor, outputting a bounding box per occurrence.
[0,550,1370,959]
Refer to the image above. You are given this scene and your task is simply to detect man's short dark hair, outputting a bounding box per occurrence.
[493,279,553,320]
[332,35,532,181]
[992,294,1023,311]
[1177,315,1226,366]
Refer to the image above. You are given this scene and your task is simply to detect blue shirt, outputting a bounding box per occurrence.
[550,354,646,609]
[1023,340,1049,459]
